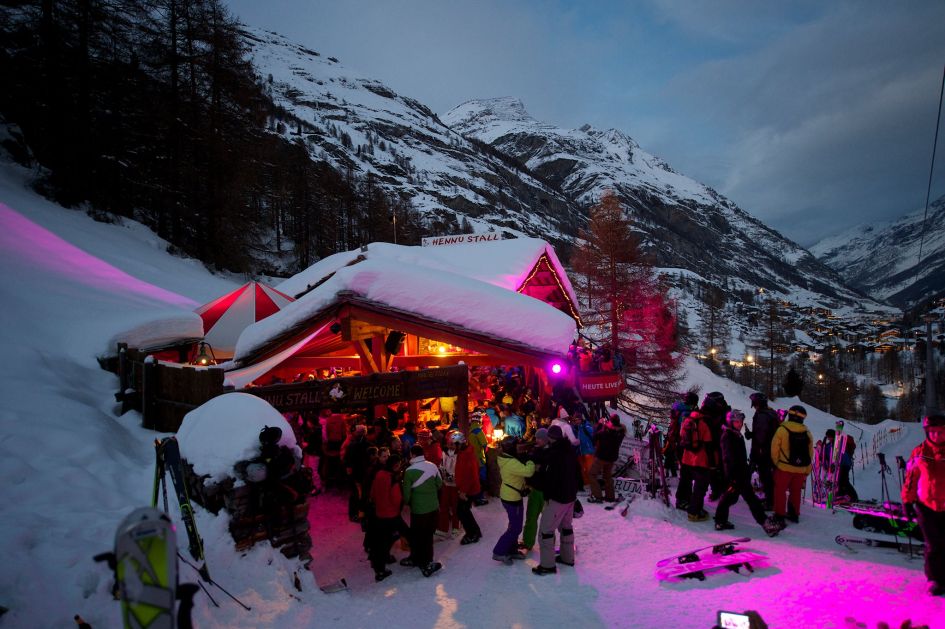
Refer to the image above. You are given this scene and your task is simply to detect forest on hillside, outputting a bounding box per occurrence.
[0,0,424,275]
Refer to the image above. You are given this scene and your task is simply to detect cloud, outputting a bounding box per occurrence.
[649,2,945,244]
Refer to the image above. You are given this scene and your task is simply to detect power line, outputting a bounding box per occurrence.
[916,64,945,272]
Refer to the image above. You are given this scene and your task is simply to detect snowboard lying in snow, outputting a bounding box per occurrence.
[655,537,764,581]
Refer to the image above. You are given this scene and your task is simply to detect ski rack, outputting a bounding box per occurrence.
[153,437,251,612]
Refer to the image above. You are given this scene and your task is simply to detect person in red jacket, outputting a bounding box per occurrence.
[902,413,945,596]
[452,431,483,545]
[679,409,715,522]
[418,429,443,467]
[368,453,404,582]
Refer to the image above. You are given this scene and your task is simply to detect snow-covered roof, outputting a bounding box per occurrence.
[274,237,579,314]
[234,255,577,364]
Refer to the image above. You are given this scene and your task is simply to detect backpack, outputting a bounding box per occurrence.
[786,429,812,467]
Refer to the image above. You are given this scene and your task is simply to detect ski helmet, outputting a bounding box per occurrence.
[726,409,746,425]
[448,430,466,445]
[923,414,945,429]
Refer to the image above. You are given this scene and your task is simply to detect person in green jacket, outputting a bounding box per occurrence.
[467,414,489,506]
[401,445,443,577]
[521,428,550,552]
[493,437,535,565]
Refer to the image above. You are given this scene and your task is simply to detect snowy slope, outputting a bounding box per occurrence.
[0,162,941,628]
[445,98,883,312]
[810,195,945,306]
[241,27,582,248]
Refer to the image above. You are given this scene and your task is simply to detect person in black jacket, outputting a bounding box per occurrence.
[533,425,579,575]
[701,392,730,501]
[746,392,779,509]
[715,410,781,537]
[587,414,627,503]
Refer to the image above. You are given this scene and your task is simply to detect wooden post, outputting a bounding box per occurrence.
[117,343,128,397]
[142,356,157,430]
[372,332,388,421]
[457,388,469,434]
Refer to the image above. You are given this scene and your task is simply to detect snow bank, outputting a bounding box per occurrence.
[177,392,297,482]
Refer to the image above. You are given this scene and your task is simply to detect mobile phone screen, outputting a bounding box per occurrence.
[718,611,751,629]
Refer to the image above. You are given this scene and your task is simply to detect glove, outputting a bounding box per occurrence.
[904,502,917,520]
[745,428,753,440]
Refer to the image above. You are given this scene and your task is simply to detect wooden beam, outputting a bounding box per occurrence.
[355,339,380,373]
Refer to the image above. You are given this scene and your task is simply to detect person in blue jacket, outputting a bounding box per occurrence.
[501,405,525,438]
[576,416,595,490]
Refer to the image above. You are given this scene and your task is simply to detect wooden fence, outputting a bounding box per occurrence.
[112,343,226,432]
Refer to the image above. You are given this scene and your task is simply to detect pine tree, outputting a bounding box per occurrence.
[572,191,683,416]
[783,367,804,397]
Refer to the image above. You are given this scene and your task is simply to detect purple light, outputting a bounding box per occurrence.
[551,362,563,374]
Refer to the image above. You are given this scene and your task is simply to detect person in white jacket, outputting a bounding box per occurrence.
[551,416,579,447]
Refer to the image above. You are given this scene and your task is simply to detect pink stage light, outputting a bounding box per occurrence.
[551,362,563,375]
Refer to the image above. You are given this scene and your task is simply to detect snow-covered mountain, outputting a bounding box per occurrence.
[242,27,582,250]
[810,195,945,307]
[444,98,881,311]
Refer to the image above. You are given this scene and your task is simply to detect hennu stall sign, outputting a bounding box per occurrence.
[421,233,503,247]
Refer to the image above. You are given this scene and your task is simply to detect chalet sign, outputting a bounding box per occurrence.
[245,364,468,412]
[421,233,503,247]
[577,372,625,402]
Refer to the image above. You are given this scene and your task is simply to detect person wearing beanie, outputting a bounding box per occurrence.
[401,445,443,577]
[533,421,579,575]
[746,392,779,509]
[902,414,945,596]
[770,405,814,529]
[679,407,715,522]
[716,410,780,537]
[451,431,483,545]
[493,437,535,565]
[521,428,552,552]
[587,414,626,503]
[670,392,698,506]
[467,414,489,506]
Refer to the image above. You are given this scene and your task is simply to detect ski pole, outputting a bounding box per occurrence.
[179,552,252,611]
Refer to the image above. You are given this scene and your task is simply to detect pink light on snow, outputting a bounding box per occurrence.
[0,204,197,308]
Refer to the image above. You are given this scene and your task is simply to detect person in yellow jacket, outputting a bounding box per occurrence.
[492,437,535,564]
[769,405,813,529]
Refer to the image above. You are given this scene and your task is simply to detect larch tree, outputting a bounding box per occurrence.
[573,191,684,417]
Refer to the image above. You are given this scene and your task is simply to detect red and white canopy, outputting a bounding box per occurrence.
[195,282,294,357]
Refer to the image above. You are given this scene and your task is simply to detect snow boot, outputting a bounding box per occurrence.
[375,569,393,582]
[460,535,481,545]
[929,581,945,596]
[399,557,416,567]
[492,554,513,566]
[763,518,781,537]
[714,521,735,531]
[555,555,575,567]
[586,496,604,504]
[509,551,526,561]
[688,511,709,523]
[532,565,557,576]
[421,562,442,578]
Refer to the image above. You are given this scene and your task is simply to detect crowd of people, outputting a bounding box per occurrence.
[290,373,944,598]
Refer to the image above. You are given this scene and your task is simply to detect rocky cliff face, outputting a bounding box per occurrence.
[241,28,583,253]
[444,98,876,310]
[811,196,945,307]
